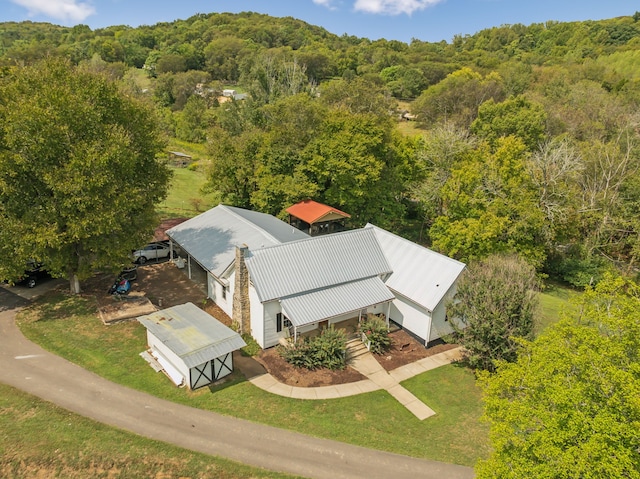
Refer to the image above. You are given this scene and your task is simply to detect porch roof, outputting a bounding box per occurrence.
[280,277,395,328]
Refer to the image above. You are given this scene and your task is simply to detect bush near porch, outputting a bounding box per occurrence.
[359,314,391,354]
[279,326,347,370]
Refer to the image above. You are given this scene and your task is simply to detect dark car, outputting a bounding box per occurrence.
[16,262,48,288]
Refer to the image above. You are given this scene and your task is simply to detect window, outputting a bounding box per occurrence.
[221,285,227,301]
[276,313,292,333]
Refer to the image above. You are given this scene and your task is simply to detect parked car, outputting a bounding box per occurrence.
[16,262,48,288]
[132,241,173,264]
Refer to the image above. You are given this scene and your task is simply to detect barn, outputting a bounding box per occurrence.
[137,302,246,389]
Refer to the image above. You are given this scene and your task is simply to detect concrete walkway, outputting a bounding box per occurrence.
[239,339,463,420]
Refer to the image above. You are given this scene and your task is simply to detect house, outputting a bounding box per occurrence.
[167,205,465,349]
[137,302,246,389]
[286,199,350,236]
[241,228,396,348]
[166,205,309,320]
[367,224,466,345]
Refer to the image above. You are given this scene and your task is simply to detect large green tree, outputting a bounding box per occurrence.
[430,137,547,266]
[477,274,640,478]
[448,254,539,372]
[0,59,171,293]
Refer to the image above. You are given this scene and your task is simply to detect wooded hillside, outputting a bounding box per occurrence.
[1,11,639,285]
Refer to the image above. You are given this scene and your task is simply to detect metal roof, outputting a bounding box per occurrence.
[166,205,309,277]
[244,228,392,302]
[137,302,246,368]
[366,224,466,312]
[281,277,395,327]
[286,199,350,224]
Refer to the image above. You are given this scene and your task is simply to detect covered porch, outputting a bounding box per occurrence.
[278,276,395,344]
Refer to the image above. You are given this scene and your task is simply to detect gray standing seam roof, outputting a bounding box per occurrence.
[244,228,392,303]
[166,205,309,277]
[280,277,395,327]
[137,302,246,369]
[366,224,466,312]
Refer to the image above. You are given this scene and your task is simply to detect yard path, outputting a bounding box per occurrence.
[0,287,474,479]
[239,339,463,421]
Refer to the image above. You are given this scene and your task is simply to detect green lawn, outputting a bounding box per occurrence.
[536,281,581,334]
[157,166,220,218]
[0,383,299,479]
[17,292,489,467]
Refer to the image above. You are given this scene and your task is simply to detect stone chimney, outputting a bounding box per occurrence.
[232,244,251,335]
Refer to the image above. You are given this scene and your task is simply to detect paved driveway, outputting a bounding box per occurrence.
[0,288,474,479]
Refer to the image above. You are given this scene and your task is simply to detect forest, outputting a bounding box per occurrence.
[1,11,640,286]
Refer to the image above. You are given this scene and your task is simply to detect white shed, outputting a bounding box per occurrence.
[137,302,246,389]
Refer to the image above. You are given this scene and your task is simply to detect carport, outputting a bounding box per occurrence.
[137,302,246,389]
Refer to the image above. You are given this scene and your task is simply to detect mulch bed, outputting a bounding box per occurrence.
[255,329,459,387]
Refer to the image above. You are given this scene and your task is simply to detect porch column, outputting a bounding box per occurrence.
[386,302,391,330]
[188,255,192,279]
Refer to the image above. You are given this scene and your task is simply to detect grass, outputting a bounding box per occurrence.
[0,382,300,479]
[157,166,220,218]
[17,292,489,467]
[536,281,581,334]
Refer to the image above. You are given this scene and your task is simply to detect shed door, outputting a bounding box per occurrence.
[190,361,213,390]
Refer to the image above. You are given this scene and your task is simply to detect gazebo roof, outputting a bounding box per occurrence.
[286,199,350,225]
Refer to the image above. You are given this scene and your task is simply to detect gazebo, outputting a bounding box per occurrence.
[286,199,350,236]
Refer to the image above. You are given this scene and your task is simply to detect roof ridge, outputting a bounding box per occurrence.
[222,205,281,246]
[366,223,466,267]
[249,227,374,254]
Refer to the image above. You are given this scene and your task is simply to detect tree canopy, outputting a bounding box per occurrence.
[0,59,171,292]
[477,274,640,478]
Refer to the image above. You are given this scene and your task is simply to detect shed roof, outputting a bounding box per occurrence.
[366,224,466,312]
[166,205,309,277]
[137,302,245,369]
[286,199,350,224]
[245,228,392,303]
[281,277,395,327]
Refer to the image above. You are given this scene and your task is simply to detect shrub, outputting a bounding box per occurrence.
[240,333,261,357]
[359,314,391,354]
[279,326,347,370]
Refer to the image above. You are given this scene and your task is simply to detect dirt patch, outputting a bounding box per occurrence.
[256,348,367,387]
[84,262,210,323]
[375,329,458,372]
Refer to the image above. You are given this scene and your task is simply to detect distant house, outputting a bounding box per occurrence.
[167,205,465,349]
[137,302,246,389]
[286,199,350,236]
[222,89,237,97]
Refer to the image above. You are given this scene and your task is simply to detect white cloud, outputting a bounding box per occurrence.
[313,0,339,10]
[11,0,96,23]
[353,0,443,15]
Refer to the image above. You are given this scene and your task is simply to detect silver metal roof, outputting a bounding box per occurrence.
[366,224,466,312]
[137,302,246,368]
[166,205,309,277]
[245,228,392,302]
[281,277,395,327]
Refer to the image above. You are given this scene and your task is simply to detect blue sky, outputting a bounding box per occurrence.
[0,0,636,43]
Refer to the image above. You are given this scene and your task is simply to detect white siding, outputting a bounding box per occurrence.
[262,300,280,348]
[428,284,457,342]
[249,284,265,347]
[389,294,432,346]
[147,331,189,380]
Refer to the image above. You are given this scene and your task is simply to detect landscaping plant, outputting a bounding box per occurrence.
[279,326,347,370]
[359,314,391,354]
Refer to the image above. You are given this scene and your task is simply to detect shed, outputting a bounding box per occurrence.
[137,302,246,389]
[167,151,192,167]
[286,199,350,236]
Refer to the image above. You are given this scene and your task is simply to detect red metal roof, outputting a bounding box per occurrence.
[286,200,350,224]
